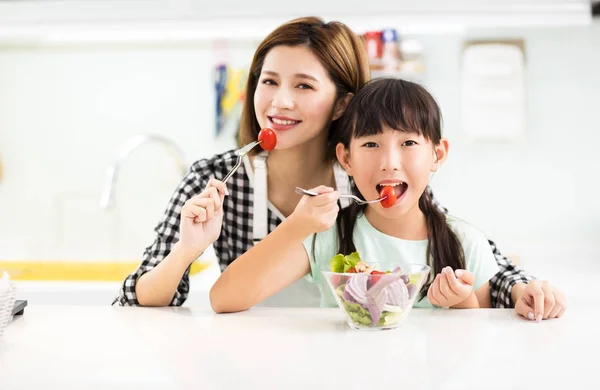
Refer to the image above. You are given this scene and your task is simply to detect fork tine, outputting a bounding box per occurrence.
[238,140,261,155]
[221,140,262,184]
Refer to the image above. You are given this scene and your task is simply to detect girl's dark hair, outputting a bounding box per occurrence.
[332,78,465,300]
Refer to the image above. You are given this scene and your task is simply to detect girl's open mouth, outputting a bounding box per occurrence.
[376,182,408,199]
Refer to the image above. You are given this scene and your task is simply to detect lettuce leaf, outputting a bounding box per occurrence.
[329,252,361,272]
[329,254,346,273]
[344,252,361,266]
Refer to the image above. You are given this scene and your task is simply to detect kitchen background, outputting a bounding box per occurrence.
[0,1,598,305]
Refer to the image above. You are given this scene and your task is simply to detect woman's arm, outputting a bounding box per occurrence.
[487,239,534,308]
[209,217,312,313]
[209,186,339,313]
[134,243,204,307]
[113,205,196,307]
[112,159,221,307]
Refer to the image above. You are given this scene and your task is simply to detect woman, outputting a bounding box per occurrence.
[113,17,565,321]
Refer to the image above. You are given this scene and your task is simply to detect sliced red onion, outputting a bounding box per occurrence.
[343,273,369,305]
[365,274,399,325]
[367,288,388,325]
[342,288,357,304]
[385,280,409,309]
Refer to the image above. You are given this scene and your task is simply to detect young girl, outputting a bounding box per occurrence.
[210,78,500,311]
[312,77,502,308]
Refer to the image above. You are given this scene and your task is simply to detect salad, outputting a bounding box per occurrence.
[328,252,422,328]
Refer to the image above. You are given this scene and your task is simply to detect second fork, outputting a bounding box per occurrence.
[295,187,386,205]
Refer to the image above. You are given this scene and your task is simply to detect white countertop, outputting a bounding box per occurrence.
[0,303,596,390]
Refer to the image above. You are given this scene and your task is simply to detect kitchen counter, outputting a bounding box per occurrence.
[0,303,595,390]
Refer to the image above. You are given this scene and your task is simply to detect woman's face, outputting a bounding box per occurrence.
[254,45,340,151]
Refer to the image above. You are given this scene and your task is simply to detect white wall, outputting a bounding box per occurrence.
[1,22,599,302]
[0,42,256,262]
[424,23,600,277]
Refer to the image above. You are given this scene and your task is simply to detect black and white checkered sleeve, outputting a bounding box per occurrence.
[112,158,213,307]
[487,240,534,308]
[427,187,534,308]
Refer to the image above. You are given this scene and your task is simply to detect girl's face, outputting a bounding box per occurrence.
[337,127,448,219]
[254,45,346,151]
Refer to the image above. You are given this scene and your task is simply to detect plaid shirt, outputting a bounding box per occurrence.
[112,149,532,308]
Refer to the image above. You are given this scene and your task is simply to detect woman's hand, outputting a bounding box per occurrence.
[177,178,228,261]
[512,281,567,321]
[289,185,339,236]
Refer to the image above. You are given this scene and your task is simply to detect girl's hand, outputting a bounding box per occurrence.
[178,178,228,261]
[428,267,476,308]
[290,186,339,236]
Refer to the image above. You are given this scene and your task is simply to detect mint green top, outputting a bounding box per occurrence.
[303,213,500,308]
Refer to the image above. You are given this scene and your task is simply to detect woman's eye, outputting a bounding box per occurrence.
[362,142,378,148]
[261,79,276,85]
[297,83,313,90]
[403,140,417,146]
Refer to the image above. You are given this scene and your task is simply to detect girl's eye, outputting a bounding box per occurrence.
[261,79,277,85]
[362,142,378,148]
[297,83,313,90]
[403,140,418,146]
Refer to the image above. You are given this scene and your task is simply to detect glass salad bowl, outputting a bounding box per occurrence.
[322,258,430,330]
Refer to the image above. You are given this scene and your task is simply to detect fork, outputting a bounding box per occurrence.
[221,140,262,183]
[295,187,387,205]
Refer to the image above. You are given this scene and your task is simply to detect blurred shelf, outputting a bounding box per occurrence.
[370,69,426,84]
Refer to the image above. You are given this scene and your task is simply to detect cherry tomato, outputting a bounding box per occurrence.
[379,186,397,208]
[330,274,342,287]
[368,270,386,288]
[258,128,277,151]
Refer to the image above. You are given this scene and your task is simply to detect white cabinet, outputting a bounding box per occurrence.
[0,1,190,24]
[0,0,592,43]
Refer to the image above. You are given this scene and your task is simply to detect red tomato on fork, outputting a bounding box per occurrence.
[258,128,277,151]
[379,186,397,208]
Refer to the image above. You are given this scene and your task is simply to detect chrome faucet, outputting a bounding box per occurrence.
[100,134,188,210]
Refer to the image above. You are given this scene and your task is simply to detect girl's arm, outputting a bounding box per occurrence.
[429,269,490,309]
[474,281,492,308]
[448,280,492,309]
[209,186,339,313]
